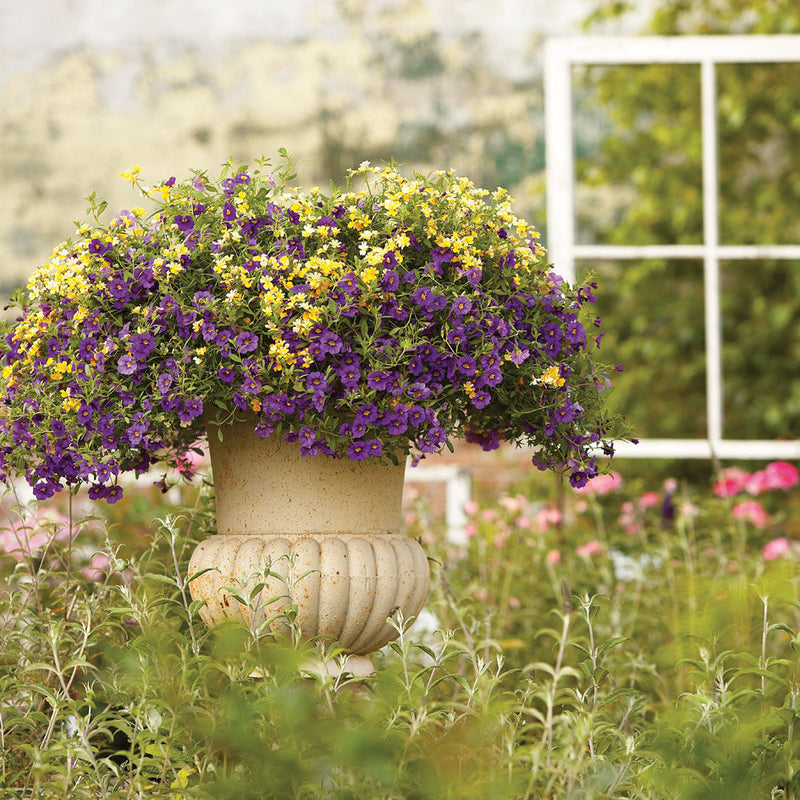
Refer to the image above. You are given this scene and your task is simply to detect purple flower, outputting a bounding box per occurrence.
[382,410,408,436]
[507,349,529,366]
[355,404,379,425]
[565,320,586,347]
[380,270,399,291]
[297,427,317,453]
[108,277,130,301]
[470,390,492,409]
[429,294,447,311]
[218,367,236,384]
[253,419,275,438]
[222,202,236,222]
[367,370,391,391]
[178,397,204,423]
[106,485,123,504]
[200,320,217,342]
[117,354,137,375]
[241,376,261,395]
[88,238,112,256]
[33,481,57,500]
[318,331,343,355]
[430,247,453,270]
[366,439,383,457]
[411,286,435,311]
[305,372,330,393]
[130,333,156,360]
[77,404,93,425]
[456,356,477,376]
[174,214,195,233]
[235,332,259,354]
[347,439,377,461]
[464,266,482,286]
[340,420,367,439]
[407,406,426,427]
[450,296,473,317]
[569,471,589,489]
[337,273,359,295]
[407,382,432,400]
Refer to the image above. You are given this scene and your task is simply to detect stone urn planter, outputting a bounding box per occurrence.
[188,420,430,658]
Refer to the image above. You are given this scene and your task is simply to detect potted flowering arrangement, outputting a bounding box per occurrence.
[0,152,621,658]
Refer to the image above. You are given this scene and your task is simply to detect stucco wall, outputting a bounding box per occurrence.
[0,0,647,297]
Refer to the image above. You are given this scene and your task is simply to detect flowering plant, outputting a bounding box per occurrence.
[0,153,622,502]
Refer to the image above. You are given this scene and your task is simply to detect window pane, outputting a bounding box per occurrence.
[721,260,800,438]
[573,63,703,246]
[577,259,706,439]
[717,62,800,246]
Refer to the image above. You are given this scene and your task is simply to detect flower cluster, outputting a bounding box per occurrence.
[0,154,621,501]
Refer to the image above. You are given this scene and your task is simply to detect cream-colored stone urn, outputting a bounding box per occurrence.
[188,420,430,657]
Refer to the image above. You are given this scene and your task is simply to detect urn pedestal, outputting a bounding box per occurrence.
[188,421,430,660]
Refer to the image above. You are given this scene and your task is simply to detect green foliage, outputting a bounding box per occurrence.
[2,462,800,797]
[578,0,800,441]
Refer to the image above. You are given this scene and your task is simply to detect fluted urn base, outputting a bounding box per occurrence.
[189,531,429,654]
[187,419,430,657]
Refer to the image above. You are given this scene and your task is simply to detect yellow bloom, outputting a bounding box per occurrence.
[540,365,566,388]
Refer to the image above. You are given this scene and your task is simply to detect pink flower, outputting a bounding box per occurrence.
[175,449,205,478]
[576,540,603,558]
[81,553,111,580]
[763,537,792,561]
[637,491,661,509]
[732,500,770,529]
[463,500,479,516]
[546,549,561,565]
[663,477,678,494]
[535,507,562,533]
[508,596,521,609]
[573,472,623,495]
[747,461,799,495]
[766,461,799,490]
[0,508,73,560]
[714,467,750,498]
[493,530,509,548]
[499,494,526,512]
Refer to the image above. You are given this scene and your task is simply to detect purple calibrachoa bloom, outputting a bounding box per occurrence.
[130,333,156,360]
[0,156,623,502]
[235,332,259,354]
[174,214,195,233]
[117,354,137,375]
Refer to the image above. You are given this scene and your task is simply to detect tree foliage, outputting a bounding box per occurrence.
[578,0,800,443]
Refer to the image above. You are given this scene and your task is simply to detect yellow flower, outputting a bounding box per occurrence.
[119,165,141,183]
[540,365,566,388]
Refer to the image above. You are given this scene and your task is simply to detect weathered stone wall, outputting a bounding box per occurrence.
[0,0,640,297]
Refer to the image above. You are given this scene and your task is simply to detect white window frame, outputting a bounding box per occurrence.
[544,35,800,461]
